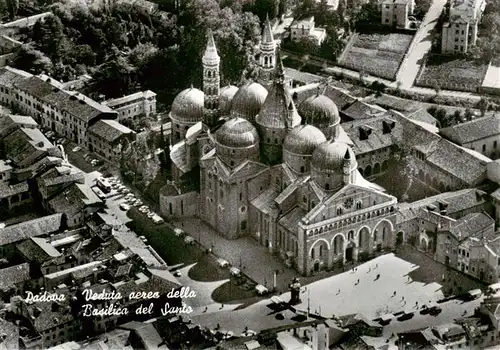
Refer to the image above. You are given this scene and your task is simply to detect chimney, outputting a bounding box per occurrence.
[438,200,448,215]
[382,120,396,134]
[286,102,294,131]
[359,126,372,141]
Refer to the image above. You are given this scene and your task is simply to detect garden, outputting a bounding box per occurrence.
[416,55,488,92]
[338,33,414,80]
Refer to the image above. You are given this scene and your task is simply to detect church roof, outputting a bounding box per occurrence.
[216,118,259,148]
[284,124,326,155]
[262,15,275,47]
[298,93,340,128]
[170,87,204,123]
[440,115,500,145]
[312,140,355,172]
[279,206,306,233]
[251,188,280,215]
[230,82,268,121]
[256,53,301,129]
[219,85,238,116]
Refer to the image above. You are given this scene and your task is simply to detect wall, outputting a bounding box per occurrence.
[159,190,198,218]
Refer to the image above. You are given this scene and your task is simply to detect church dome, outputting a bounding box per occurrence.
[230,82,268,121]
[215,117,259,148]
[219,85,238,116]
[170,87,204,123]
[284,125,326,155]
[312,139,355,172]
[299,94,340,128]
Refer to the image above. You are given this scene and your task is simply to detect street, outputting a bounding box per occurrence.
[396,0,448,89]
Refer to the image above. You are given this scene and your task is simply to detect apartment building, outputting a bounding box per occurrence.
[289,16,327,45]
[88,119,136,161]
[441,0,486,54]
[380,0,415,29]
[102,90,157,121]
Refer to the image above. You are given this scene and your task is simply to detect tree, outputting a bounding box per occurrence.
[6,0,19,20]
[12,44,53,74]
[251,0,279,22]
[293,0,316,19]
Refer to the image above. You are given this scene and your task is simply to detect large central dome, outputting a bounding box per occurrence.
[170,87,204,123]
[230,82,268,122]
[299,94,340,128]
[215,117,259,148]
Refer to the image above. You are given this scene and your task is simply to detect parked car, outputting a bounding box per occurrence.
[139,206,149,213]
[119,203,131,211]
[174,228,184,237]
[216,258,229,268]
[230,267,241,277]
[134,199,143,207]
[173,270,182,277]
[147,212,155,219]
[184,236,194,245]
[152,215,164,224]
[72,146,82,152]
[255,284,268,296]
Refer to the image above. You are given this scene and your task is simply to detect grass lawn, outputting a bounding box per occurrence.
[127,208,199,266]
[188,254,230,282]
[339,33,413,80]
[211,278,260,304]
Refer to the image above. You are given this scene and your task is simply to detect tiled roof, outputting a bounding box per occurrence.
[0,213,62,246]
[292,84,357,111]
[28,291,74,332]
[0,181,28,199]
[406,109,437,126]
[0,317,19,350]
[284,67,323,85]
[3,127,55,166]
[448,212,494,240]
[14,76,116,123]
[425,138,488,185]
[112,228,163,267]
[342,101,387,120]
[230,161,268,182]
[278,206,305,233]
[251,188,280,215]
[88,119,135,143]
[343,116,403,154]
[0,66,32,88]
[17,237,60,263]
[398,189,487,217]
[440,115,500,145]
[103,90,156,107]
[120,322,168,350]
[0,263,30,291]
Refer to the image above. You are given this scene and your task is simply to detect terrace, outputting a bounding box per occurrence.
[338,33,414,80]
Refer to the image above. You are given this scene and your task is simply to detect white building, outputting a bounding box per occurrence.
[289,17,327,46]
[380,0,415,29]
[102,90,157,121]
[441,0,486,55]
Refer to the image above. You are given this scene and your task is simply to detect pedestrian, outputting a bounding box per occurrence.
[217,323,220,329]
[402,296,404,301]
[368,267,371,273]
[393,291,396,296]
[337,288,340,295]
[376,273,380,280]
[220,304,224,310]
[204,307,208,313]
[376,264,378,268]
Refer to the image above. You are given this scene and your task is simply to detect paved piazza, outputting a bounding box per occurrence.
[189,254,445,333]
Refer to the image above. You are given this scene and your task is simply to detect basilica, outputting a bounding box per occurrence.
[162,20,398,276]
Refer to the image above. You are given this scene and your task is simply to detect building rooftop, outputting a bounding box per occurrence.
[0,213,63,246]
[14,76,116,123]
[103,90,156,108]
[89,119,135,143]
[342,101,388,120]
[0,263,30,292]
[447,212,494,240]
[440,115,500,145]
[120,321,168,349]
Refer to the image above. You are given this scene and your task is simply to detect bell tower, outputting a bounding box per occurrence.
[202,29,220,128]
[258,15,276,89]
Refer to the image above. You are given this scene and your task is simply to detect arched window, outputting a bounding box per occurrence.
[337,207,342,215]
[300,166,305,173]
[348,230,354,240]
[325,183,330,190]
[319,245,323,257]
[311,248,315,259]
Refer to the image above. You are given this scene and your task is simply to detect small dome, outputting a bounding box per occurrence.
[312,140,355,172]
[284,125,326,155]
[170,88,204,123]
[299,94,340,128]
[230,82,268,121]
[219,85,238,116]
[216,117,259,148]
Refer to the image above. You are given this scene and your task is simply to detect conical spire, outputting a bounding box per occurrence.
[274,49,285,83]
[203,29,219,65]
[262,14,275,46]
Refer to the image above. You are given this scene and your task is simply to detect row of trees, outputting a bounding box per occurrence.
[12,0,262,111]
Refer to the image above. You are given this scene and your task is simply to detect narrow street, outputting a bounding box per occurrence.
[396,0,448,89]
